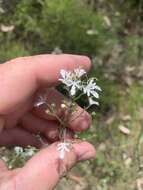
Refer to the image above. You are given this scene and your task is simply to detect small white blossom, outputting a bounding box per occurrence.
[59,69,81,96]
[89,97,99,106]
[24,148,36,157]
[14,146,23,155]
[2,156,9,162]
[57,142,71,159]
[14,146,36,158]
[83,79,101,98]
[70,80,81,96]
[34,95,47,107]
[74,68,86,78]
[59,70,73,86]
[61,103,67,109]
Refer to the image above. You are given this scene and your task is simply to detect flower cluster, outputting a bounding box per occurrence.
[56,68,101,160]
[14,146,37,158]
[57,142,71,160]
[59,68,101,106]
[34,68,101,160]
[59,68,85,96]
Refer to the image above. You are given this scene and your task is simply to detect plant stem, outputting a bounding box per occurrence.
[45,102,65,127]
[74,93,84,101]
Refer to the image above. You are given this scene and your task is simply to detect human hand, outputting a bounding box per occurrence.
[0,54,95,190]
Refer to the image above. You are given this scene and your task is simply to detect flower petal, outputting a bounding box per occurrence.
[60,69,67,79]
[95,85,102,91]
[91,90,99,98]
[59,150,65,159]
[70,85,76,96]
[74,68,86,77]
[89,98,99,106]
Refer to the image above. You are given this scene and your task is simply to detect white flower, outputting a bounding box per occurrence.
[24,148,36,157]
[74,68,86,78]
[57,142,71,159]
[70,80,81,96]
[83,79,101,98]
[34,95,47,107]
[59,69,81,96]
[89,97,99,106]
[14,146,23,155]
[59,70,73,87]
[59,69,101,98]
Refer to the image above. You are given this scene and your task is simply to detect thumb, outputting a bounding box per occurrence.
[15,141,95,190]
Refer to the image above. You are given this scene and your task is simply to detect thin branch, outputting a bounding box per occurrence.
[45,102,65,127]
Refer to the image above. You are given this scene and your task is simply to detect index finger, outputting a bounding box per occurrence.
[0,54,91,114]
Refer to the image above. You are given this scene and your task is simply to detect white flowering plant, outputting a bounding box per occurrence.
[2,146,37,169]
[35,68,101,160]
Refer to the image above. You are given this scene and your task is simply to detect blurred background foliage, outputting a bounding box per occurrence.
[0,0,143,189]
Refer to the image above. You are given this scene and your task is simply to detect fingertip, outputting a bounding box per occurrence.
[66,54,91,71]
[73,141,96,161]
[69,109,92,132]
[75,55,91,71]
[78,112,92,131]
